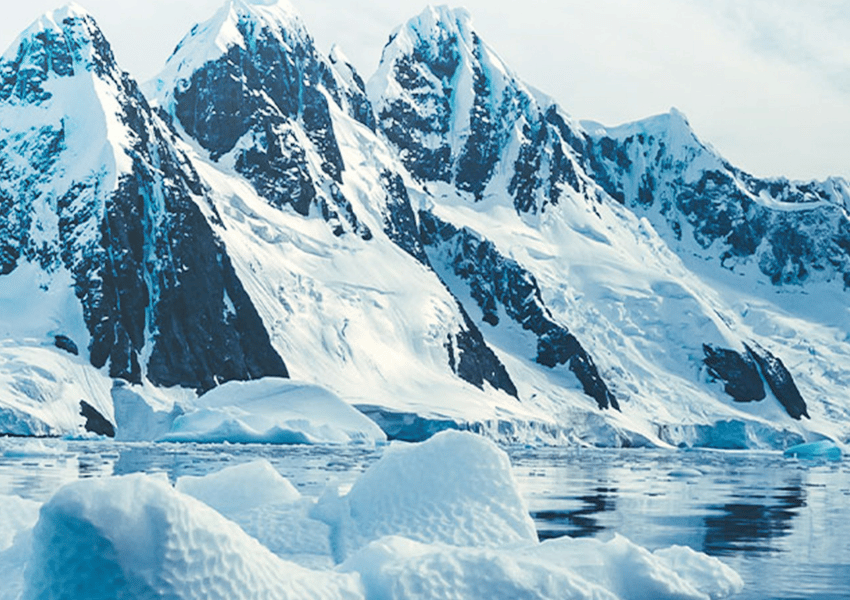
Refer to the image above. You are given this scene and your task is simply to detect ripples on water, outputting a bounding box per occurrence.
[1,440,847,599]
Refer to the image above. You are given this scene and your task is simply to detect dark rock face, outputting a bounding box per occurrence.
[445,302,518,399]
[586,117,850,287]
[326,50,377,132]
[376,35,457,184]
[171,14,370,240]
[746,343,810,420]
[0,11,288,391]
[703,344,766,403]
[454,34,502,200]
[53,335,79,356]
[420,210,618,410]
[79,400,115,438]
[375,13,593,216]
[703,342,809,420]
[378,170,429,264]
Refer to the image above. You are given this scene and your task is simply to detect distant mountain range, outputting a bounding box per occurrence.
[1,0,848,448]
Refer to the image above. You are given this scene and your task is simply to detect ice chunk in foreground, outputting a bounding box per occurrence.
[24,474,364,600]
[783,439,842,461]
[176,459,301,515]
[317,430,538,560]
[161,378,386,445]
[177,460,335,568]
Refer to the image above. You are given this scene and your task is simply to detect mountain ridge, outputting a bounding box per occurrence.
[0,0,848,446]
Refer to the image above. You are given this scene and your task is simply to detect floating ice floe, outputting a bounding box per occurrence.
[11,430,743,600]
[160,378,387,445]
[783,439,843,461]
[176,459,301,514]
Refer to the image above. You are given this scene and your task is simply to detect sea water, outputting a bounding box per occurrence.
[1,439,847,599]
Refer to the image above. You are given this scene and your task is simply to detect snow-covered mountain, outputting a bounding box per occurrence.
[0,4,287,433]
[367,5,850,446]
[1,0,848,447]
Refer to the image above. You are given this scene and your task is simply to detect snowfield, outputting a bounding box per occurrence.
[0,431,743,600]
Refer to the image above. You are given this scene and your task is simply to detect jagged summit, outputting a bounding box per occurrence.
[149,0,308,109]
[382,5,475,52]
[0,3,123,105]
[369,2,590,212]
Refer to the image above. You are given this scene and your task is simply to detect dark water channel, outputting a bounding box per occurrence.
[512,447,849,600]
[1,440,847,599]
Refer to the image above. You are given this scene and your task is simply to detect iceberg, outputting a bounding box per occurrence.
[176,459,301,515]
[315,429,539,561]
[0,494,39,552]
[160,378,387,445]
[783,440,843,461]
[24,473,363,600]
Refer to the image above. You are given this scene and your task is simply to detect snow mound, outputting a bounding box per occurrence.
[161,378,386,445]
[318,430,538,560]
[342,536,619,600]
[230,503,336,568]
[784,440,843,461]
[24,473,364,600]
[176,459,301,515]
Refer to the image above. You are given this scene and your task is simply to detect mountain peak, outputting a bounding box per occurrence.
[1,3,121,104]
[149,0,308,107]
[383,4,474,58]
[10,3,100,51]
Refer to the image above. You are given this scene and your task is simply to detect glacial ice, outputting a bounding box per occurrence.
[0,494,39,552]
[160,378,387,445]
[340,536,621,600]
[783,439,843,461]
[7,430,743,600]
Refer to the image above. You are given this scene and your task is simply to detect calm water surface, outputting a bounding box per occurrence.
[1,440,847,599]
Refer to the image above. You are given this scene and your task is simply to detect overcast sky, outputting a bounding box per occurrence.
[2,0,848,180]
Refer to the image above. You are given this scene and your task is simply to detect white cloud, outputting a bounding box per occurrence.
[0,0,847,180]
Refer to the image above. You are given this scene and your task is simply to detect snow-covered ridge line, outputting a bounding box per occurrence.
[1,0,850,447]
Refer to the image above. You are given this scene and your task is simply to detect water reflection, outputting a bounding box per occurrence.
[703,481,806,555]
[532,486,617,540]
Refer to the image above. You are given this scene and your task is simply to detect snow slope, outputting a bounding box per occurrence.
[147,0,565,440]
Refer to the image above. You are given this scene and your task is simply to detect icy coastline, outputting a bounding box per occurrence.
[0,431,744,600]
